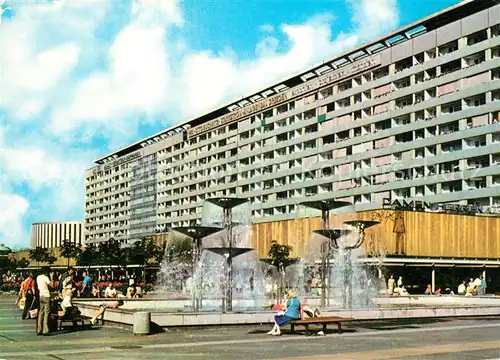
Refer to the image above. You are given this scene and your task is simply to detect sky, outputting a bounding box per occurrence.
[0,0,459,249]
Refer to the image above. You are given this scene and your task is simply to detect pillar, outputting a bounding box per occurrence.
[431,268,436,293]
[133,312,151,336]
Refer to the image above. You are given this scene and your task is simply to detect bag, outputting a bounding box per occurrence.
[18,297,26,310]
[302,305,321,318]
[29,309,38,319]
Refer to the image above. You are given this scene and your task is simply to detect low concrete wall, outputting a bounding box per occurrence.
[75,301,500,328]
[74,295,500,311]
[373,295,500,307]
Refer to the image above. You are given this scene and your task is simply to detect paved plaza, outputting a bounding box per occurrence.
[1,296,499,360]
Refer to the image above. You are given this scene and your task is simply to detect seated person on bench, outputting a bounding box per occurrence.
[267,290,300,336]
[59,275,76,315]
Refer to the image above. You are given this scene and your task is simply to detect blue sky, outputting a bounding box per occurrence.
[0,0,458,249]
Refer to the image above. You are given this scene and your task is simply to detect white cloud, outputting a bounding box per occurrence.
[49,0,399,135]
[1,148,83,189]
[171,0,398,118]
[132,0,184,26]
[0,194,29,249]
[1,0,108,122]
[0,0,400,247]
[49,0,178,137]
[349,0,399,41]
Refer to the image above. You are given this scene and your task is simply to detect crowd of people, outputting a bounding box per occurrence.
[386,274,489,296]
[425,275,487,296]
[14,267,145,336]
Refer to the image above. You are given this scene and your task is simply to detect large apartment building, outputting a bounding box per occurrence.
[84,0,500,244]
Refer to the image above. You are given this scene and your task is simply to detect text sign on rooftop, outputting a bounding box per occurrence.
[188,54,381,137]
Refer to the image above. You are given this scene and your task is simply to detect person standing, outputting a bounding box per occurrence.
[20,273,35,320]
[480,276,487,296]
[81,271,93,298]
[473,276,482,295]
[36,267,55,336]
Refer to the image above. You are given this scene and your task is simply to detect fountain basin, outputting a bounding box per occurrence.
[300,200,352,212]
[171,226,223,239]
[206,197,249,209]
[74,296,500,328]
[205,247,255,258]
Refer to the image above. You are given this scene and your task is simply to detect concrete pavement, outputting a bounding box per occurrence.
[1,295,499,360]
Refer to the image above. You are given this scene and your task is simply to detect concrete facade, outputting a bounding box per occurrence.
[30,221,83,249]
[85,0,500,244]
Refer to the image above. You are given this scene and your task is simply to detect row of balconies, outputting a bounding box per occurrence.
[153,127,499,195]
[153,83,499,183]
[144,36,500,169]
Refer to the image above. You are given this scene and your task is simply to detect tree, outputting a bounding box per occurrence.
[268,241,293,303]
[28,247,52,268]
[124,238,163,265]
[77,244,97,266]
[155,242,166,264]
[17,257,30,269]
[59,240,82,268]
[46,255,57,265]
[268,241,293,269]
[98,239,126,266]
[143,238,163,265]
[0,257,16,272]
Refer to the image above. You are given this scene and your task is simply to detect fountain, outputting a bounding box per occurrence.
[333,220,380,309]
[74,196,500,330]
[300,200,352,307]
[196,197,265,312]
[169,226,223,310]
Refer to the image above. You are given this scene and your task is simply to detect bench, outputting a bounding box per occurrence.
[289,316,355,334]
[56,314,85,331]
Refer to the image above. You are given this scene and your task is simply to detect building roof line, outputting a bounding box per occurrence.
[31,221,83,225]
[93,0,493,165]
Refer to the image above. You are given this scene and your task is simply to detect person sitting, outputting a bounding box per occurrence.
[92,282,100,298]
[59,275,75,315]
[267,290,301,336]
[134,284,143,298]
[90,300,124,325]
[104,283,117,298]
[424,284,433,295]
[457,280,466,295]
[126,280,140,299]
[399,285,409,296]
[443,287,454,295]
